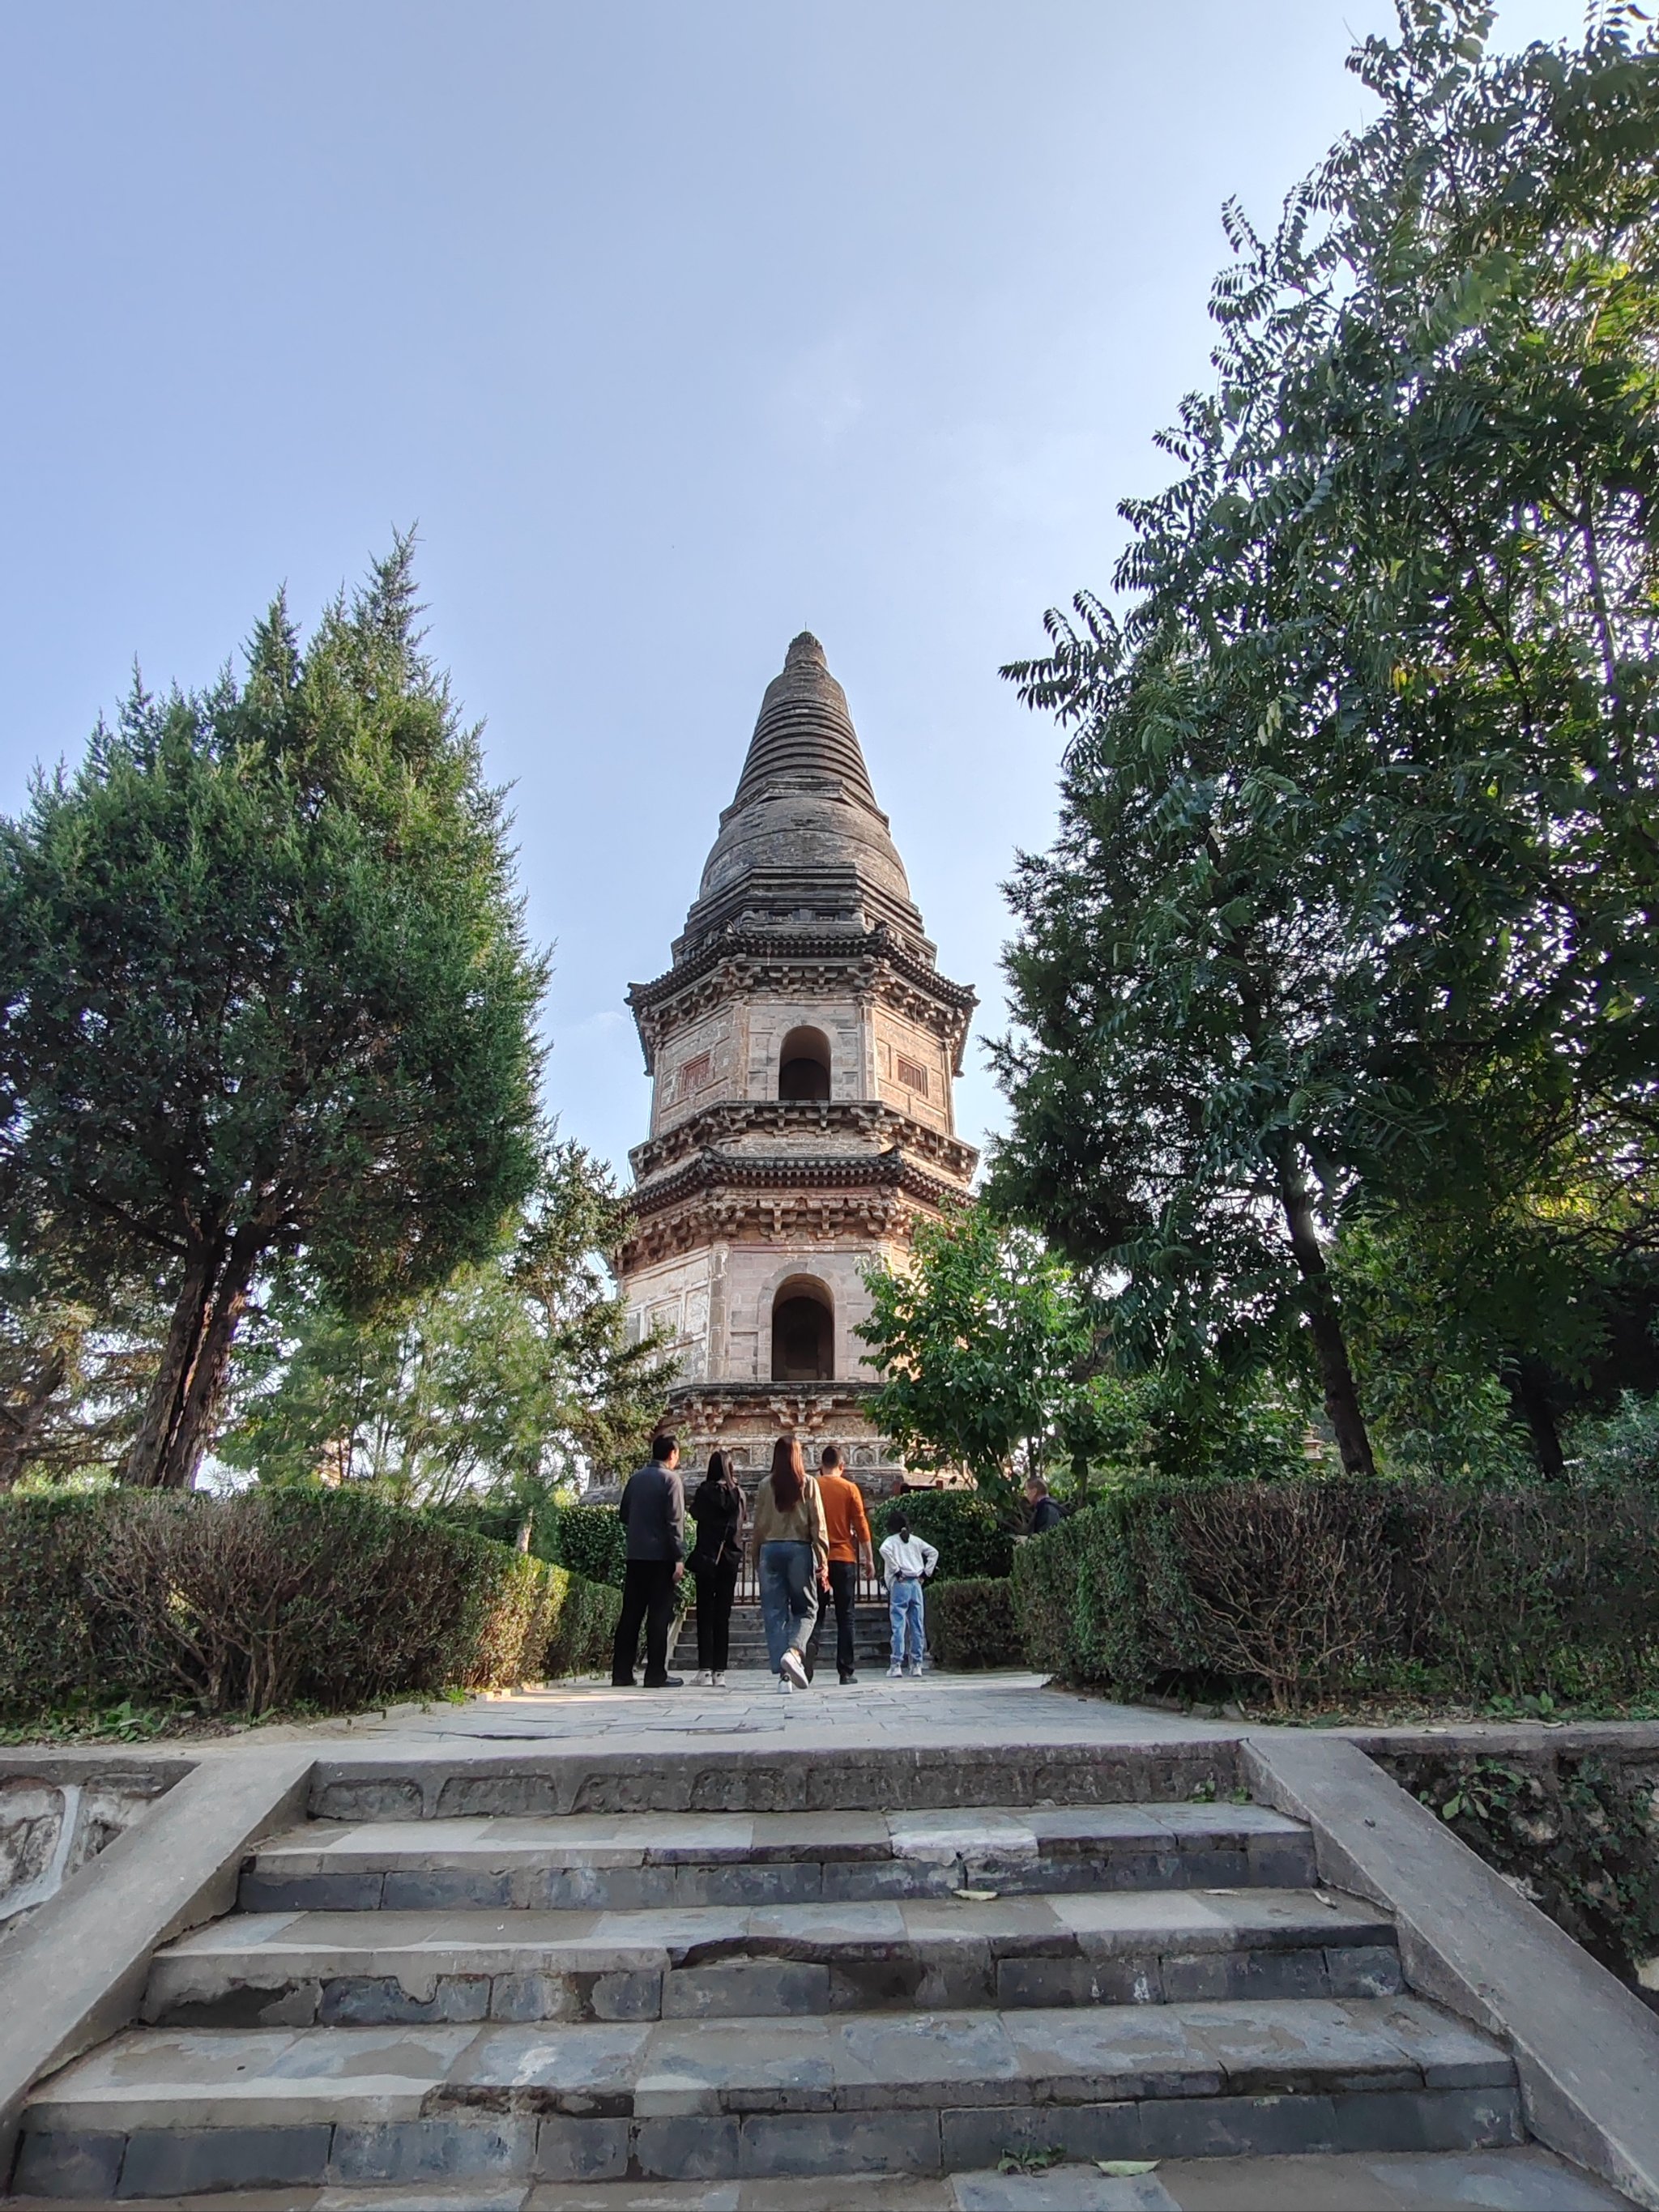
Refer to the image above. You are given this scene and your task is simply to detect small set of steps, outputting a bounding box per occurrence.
[14,1771,1529,2200]
[673,1598,895,1676]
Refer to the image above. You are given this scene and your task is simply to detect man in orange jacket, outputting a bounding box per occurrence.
[807,1444,874,1684]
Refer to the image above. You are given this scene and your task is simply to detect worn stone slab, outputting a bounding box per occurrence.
[1243,1732,1659,2210]
[305,1741,1243,1823]
[0,1745,314,2179]
[2,2146,1635,2209]
[142,1886,1401,2027]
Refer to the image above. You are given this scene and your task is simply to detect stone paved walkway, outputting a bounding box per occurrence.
[280,1671,1226,1756]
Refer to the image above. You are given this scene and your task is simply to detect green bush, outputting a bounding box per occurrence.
[928,1578,1021,1669]
[549,1500,627,1588]
[0,1488,619,1722]
[1010,1477,1659,1710]
[881,1490,1013,1582]
[544,1565,622,1676]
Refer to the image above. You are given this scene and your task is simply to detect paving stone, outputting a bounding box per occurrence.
[1158,1947,1331,2002]
[11,2126,126,2199]
[1324,2086,1525,2156]
[953,2166,1178,2211]
[938,2102,1145,2172]
[382,1869,514,1912]
[115,2123,334,2196]
[241,1873,387,1913]
[531,2117,631,2181]
[996,1956,1162,2008]
[330,2117,537,2182]
[320,1976,492,2026]
[1179,1998,1424,2095]
[662,1961,833,2018]
[1369,1997,1519,2090]
[446,2022,652,2115]
[1003,2007,1222,2103]
[635,2016,843,2116]
[1327,1946,1406,1999]
[736,2111,942,2176]
[628,2117,743,2180]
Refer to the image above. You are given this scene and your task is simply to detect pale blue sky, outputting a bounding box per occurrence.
[0,1,1586,1178]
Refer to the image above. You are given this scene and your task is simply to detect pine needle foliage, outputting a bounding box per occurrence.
[0,542,545,1488]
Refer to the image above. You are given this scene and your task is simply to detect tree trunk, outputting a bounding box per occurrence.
[1273,1143,1375,1477]
[0,1345,67,1489]
[1508,1356,1566,1478]
[125,1230,261,1488]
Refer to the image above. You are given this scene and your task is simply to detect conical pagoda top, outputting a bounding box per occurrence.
[673,633,931,961]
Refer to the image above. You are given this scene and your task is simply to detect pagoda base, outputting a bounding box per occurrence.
[659,1380,907,1501]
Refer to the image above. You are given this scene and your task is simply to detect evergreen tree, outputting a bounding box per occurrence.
[0,543,544,1486]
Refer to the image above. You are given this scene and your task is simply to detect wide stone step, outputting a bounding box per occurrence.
[240,1802,1316,1914]
[145,1886,1400,2028]
[17,1995,1522,2198]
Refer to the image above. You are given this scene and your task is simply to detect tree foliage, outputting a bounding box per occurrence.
[992,2,1659,1474]
[220,1139,662,1509]
[857,1208,1144,1512]
[0,541,544,1486]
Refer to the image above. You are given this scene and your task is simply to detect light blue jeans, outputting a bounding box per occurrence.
[889,1577,925,1669]
[759,1541,819,1673]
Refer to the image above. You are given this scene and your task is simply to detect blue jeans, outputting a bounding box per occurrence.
[759,1541,819,1673]
[889,1577,925,1669]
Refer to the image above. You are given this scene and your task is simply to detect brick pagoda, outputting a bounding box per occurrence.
[615,632,978,1494]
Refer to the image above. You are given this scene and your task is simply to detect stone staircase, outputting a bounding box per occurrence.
[672,1598,894,1676]
[10,1749,1533,2201]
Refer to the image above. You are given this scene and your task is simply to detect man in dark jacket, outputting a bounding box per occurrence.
[611,1433,687,1689]
[1024,1473,1064,1536]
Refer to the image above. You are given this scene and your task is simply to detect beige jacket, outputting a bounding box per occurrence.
[750,1474,830,1578]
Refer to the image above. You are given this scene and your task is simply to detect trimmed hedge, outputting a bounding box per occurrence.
[928,1578,1021,1669]
[0,1489,620,1722]
[548,1500,628,1588]
[1011,1477,1659,1710]
[881,1490,1014,1583]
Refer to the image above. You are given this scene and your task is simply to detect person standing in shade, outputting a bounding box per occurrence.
[611,1432,686,1690]
[1024,1472,1065,1536]
[751,1434,828,1691]
[806,1445,873,1684]
[880,1509,939,1679]
[688,1448,745,1687]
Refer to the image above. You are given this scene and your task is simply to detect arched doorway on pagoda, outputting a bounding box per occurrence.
[770,1276,834,1381]
[777,1025,831,1102]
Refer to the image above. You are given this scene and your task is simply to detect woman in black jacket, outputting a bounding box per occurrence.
[688,1449,745,1686]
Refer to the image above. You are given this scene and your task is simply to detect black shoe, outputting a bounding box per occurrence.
[643,1674,684,1689]
[611,1678,637,1689]
[840,1671,857,1684]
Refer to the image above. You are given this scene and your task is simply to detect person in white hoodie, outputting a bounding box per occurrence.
[879,1511,939,1678]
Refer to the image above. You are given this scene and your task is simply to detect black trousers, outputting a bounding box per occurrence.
[692,1554,740,1672]
[612,1558,679,1686]
[807,1558,861,1679]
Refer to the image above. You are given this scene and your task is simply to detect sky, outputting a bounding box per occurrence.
[0,0,1589,1183]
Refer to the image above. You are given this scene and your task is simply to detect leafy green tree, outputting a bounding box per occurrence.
[993,3,1659,1474]
[856,1208,1142,1513]
[220,1140,663,1511]
[0,543,544,1487]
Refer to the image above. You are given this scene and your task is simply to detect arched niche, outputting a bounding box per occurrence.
[778,1025,831,1102]
[771,1276,834,1382]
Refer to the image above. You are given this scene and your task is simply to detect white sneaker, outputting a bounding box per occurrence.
[887,1663,904,1679]
[779,1647,808,1688]
[711,1672,726,1689]
[902,1662,921,1677]
[778,1674,793,1693]
[693,1670,712,1688]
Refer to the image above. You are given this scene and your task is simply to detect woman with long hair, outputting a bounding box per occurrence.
[687,1448,745,1687]
[749,1434,830,1690]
